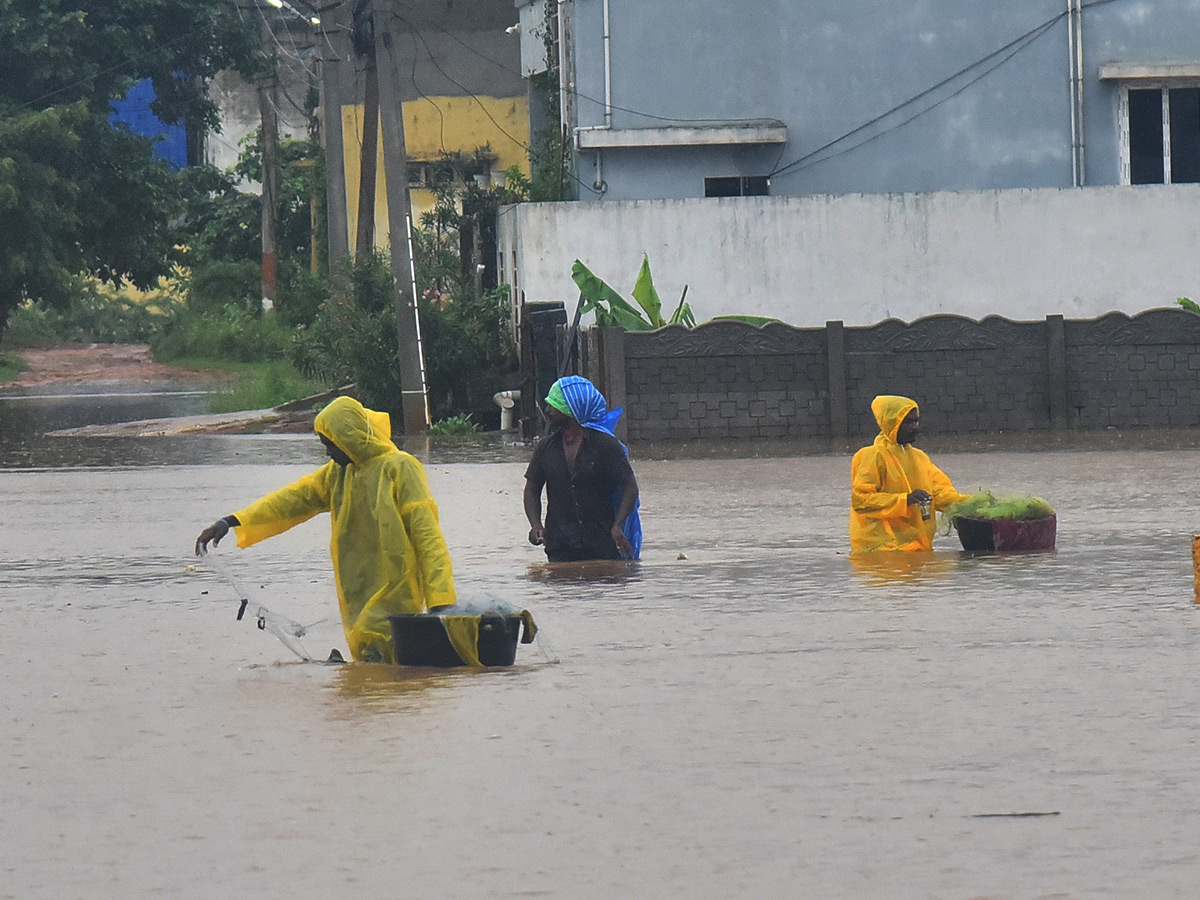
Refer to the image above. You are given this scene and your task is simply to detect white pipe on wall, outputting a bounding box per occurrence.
[1067,0,1079,186]
[493,390,521,431]
[1074,0,1085,184]
[1067,0,1086,186]
[602,0,612,127]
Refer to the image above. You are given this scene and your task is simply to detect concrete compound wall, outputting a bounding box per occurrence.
[497,184,1200,329]
[575,309,1200,443]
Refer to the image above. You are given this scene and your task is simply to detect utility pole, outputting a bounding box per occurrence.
[258,17,280,312]
[374,1,429,433]
[319,1,351,275]
[352,1,380,262]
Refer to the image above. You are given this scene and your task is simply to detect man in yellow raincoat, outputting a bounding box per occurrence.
[195,396,456,662]
[850,395,969,553]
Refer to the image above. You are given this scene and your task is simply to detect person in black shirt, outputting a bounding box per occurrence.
[523,376,641,562]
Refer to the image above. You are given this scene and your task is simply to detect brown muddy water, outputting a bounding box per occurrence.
[3,393,1200,898]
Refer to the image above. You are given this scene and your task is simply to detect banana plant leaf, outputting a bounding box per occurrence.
[630,254,665,327]
[571,259,654,331]
[670,303,696,327]
[666,284,695,327]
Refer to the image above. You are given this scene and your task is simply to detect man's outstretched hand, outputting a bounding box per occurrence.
[195,519,230,556]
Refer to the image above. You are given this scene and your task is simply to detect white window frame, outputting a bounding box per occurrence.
[1102,64,1200,185]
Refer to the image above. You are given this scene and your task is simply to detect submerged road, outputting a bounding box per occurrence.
[1,402,1198,898]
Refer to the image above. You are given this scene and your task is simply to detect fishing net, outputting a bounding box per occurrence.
[200,552,333,662]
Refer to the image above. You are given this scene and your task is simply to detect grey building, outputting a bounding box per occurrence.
[517,0,1200,202]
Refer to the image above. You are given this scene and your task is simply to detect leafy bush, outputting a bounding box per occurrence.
[290,253,402,416]
[151,304,292,363]
[1,300,65,348]
[1,278,180,348]
[419,284,516,419]
[276,263,328,328]
[0,351,25,382]
[428,413,480,436]
[186,260,260,316]
[60,282,168,343]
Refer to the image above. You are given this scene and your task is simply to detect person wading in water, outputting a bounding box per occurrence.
[523,376,642,563]
[849,394,969,554]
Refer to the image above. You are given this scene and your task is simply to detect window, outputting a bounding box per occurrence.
[1122,85,1200,184]
[704,175,770,197]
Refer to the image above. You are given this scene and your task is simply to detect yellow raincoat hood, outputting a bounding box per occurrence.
[232,397,457,662]
[871,395,918,445]
[314,396,395,466]
[849,395,967,554]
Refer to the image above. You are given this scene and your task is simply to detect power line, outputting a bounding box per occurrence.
[385,9,601,197]
[391,1,784,131]
[770,15,1063,180]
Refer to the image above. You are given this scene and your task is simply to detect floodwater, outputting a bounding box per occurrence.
[3,391,1200,899]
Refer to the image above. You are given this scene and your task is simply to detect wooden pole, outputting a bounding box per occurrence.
[319,6,351,277]
[354,53,380,263]
[374,2,429,433]
[257,54,279,312]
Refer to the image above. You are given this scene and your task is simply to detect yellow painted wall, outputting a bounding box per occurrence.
[340,95,530,252]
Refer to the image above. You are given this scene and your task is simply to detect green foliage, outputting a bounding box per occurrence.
[276,264,328,328]
[186,260,260,316]
[0,351,23,383]
[1178,297,1200,316]
[945,492,1056,522]
[0,0,260,330]
[1,301,65,349]
[0,279,174,348]
[407,153,520,419]
[573,256,695,329]
[290,253,403,418]
[206,360,325,414]
[181,132,325,276]
[419,285,517,419]
[428,413,481,436]
[527,1,573,201]
[151,305,292,364]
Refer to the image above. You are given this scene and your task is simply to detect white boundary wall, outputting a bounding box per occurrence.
[497,185,1200,327]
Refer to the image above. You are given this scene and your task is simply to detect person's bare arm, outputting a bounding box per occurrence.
[610,474,639,557]
[523,478,545,546]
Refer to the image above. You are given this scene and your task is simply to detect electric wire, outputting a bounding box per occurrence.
[765,0,1129,179]
[769,16,1062,180]
[385,8,602,197]
[391,0,784,130]
[389,0,1133,186]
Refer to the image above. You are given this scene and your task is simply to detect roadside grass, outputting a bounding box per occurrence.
[0,351,26,383]
[165,356,329,413]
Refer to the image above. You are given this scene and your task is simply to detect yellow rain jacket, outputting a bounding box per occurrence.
[849,395,968,554]
[232,397,456,662]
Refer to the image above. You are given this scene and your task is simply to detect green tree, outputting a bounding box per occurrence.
[0,0,259,335]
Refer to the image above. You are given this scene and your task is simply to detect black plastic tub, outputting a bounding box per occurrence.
[388,614,524,668]
[953,514,1057,552]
